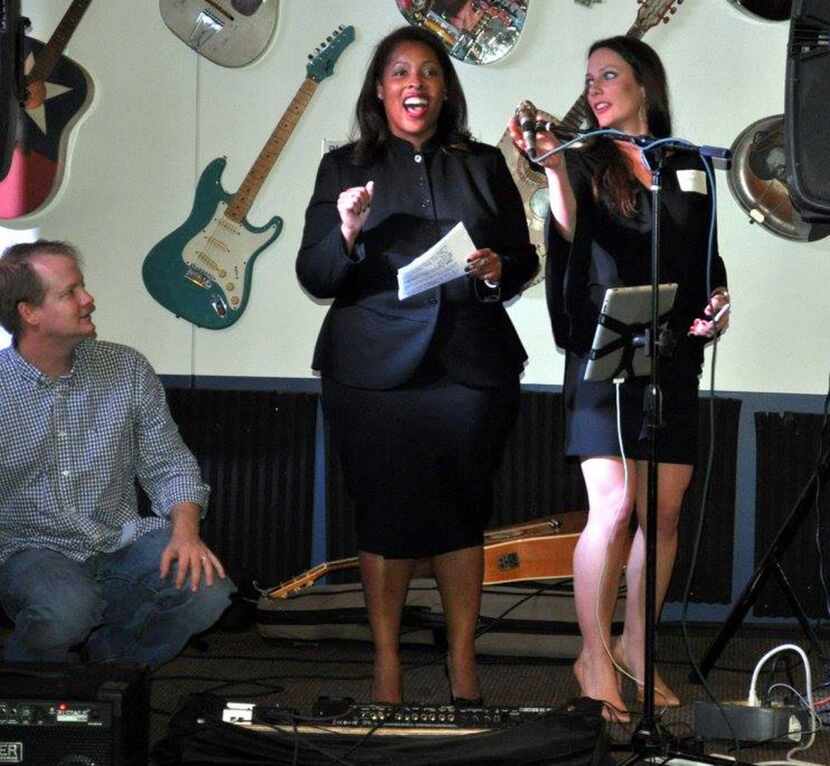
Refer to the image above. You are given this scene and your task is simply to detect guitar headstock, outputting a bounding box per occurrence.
[633,0,683,35]
[266,564,327,599]
[307,25,355,83]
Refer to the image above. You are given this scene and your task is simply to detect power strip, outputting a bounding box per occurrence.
[694,700,812,743]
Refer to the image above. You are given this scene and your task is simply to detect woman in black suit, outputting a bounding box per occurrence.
[297,25,537,704]
[510,37,730,720]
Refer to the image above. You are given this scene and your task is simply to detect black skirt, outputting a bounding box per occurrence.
[322,372,520,558]
[563,352,700,464]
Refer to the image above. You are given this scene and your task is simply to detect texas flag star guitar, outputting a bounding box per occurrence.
[0,0,94,220]
[142,25,355,330]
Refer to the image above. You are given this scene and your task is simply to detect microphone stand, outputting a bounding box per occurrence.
[535,131,754,766]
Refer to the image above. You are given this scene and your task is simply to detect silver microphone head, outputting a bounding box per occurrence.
[516,100,537,152]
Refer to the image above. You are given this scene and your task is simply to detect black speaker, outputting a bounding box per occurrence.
[0,0,24,182]
[0,663,150,766]
[785,0,830,221]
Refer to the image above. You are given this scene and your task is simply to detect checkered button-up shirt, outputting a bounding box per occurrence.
[0,339,209,565]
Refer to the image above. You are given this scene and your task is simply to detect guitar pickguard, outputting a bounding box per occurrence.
[181,200,276,312]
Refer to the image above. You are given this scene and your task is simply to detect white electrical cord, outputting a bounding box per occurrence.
[594,379,643,696]
[748,644,822,766]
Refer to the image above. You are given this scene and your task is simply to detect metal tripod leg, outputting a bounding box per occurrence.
[693,453,830,682]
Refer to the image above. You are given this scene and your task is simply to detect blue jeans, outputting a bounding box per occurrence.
[0,528,235,668]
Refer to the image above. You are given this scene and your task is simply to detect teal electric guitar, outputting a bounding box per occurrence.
[142,25,354,330]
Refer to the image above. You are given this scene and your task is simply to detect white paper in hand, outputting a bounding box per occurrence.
[397,221,475,300]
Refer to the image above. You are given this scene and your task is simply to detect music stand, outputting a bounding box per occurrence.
[579,138,754,766]
[526,125,754,764]
[584,284,678,383]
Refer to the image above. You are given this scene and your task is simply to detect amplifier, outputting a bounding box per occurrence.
[162,694,607,765]
[0,663,149,766]
[224,698,561,735]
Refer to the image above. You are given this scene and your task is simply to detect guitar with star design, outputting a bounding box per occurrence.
[0,0,94,220]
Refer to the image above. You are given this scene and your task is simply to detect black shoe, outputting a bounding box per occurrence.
[451,696,484,708]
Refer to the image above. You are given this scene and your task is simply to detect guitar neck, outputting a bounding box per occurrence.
[227,78,318,222]
[27,0,93,84]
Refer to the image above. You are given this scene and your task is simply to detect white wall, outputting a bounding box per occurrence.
[3,0,828,393]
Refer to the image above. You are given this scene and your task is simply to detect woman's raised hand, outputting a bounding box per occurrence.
[339,180,375,249]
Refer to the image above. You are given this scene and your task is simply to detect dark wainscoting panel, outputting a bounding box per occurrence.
[324,389,741,604]
[490,390,587,526]
[753,411,830,618]
[669,396,741,604]
[165,389,319,587]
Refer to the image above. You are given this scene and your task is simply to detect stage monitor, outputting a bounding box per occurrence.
[785,0,830,221]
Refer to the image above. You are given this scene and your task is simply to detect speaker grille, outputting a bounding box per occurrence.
[0,725,112,764]
[785,0,830,217]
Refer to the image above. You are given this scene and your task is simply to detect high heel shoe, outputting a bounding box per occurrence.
[611,642,680,708]
[573,654,630,724]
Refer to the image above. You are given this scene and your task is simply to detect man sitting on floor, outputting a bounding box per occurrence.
[0,240,234,667]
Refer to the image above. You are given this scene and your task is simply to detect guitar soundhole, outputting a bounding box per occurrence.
[529,188,550,222]
[498,552,520,571]
[231,0,262,16]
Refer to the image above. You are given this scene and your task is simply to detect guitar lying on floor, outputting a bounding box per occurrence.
[142,25,354,330]
[262,511,633,600]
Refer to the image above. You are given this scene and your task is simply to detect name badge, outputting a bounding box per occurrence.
[676,169,707,195]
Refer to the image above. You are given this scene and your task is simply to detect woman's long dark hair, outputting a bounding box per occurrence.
[585,36,672,217]
[351,25,471,164]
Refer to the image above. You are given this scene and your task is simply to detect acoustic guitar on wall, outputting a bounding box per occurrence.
[0,0,94,220]
[159,0,279,68]
[142,25,355,330]
[496,0,684,280]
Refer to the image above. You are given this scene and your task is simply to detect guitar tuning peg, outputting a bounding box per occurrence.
[327,35,333,42]
[307,54,313,61]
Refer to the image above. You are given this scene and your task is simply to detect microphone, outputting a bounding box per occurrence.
[515,101,538,157]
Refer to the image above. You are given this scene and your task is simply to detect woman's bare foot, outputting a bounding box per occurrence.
[612,640,680,707]
[574,653,630,723]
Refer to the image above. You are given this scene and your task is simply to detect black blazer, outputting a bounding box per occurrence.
[297,138,539,390]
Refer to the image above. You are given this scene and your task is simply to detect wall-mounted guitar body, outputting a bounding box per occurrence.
[394,0,528,65]
[0,0,94,220]
[727,114,830,241]
[159,0,278,67]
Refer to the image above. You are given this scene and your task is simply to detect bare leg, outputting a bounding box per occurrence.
[573,456,636,721]
[433,545,484,701]
[359,551,416,703]
[614,462,692,707]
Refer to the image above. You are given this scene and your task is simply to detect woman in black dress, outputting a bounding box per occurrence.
[297,26,537,703]
[510,37,730,720]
